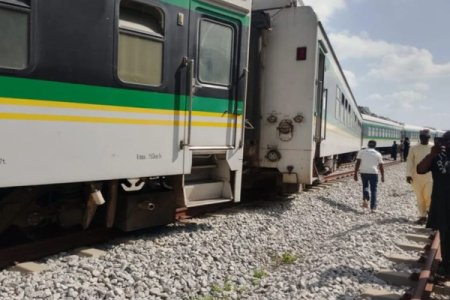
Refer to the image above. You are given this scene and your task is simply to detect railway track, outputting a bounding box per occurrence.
[1,163,447,299]
[302,160,450,299]
[0,202,232,269]
[306,159,402,187]
[363,229,449,299]
[3,159,438,299]
[0,159,401,269]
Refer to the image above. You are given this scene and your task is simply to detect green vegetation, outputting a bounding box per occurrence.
[253,269,268,279]
[271,251,299,266]
[280,252,297,264]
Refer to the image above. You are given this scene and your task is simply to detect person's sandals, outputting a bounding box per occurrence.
[362,200,369,208]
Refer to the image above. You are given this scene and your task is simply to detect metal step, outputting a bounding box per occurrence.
[184,180,233,205]
[186,198,232,208]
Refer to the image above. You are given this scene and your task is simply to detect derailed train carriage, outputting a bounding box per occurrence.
[360,112,442,153]
[0,0,251,235]
[244,4,363,191]
[0,0,444,241]
[361,113,403,153]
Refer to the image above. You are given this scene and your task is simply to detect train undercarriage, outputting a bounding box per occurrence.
[0,177,179,246]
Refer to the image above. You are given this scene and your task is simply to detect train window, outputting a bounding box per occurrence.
[118,1,164,86]
[335,86,341,118]
[335,98,340,118]
[198,20,233,86]
[0,4,29,70]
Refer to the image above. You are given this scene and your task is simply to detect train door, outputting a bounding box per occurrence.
[184,0,241,149]
[314,46,327,154]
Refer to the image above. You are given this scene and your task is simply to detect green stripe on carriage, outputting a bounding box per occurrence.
[162,0,250,26]
[0,76,244,115]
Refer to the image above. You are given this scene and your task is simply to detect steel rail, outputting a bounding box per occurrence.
[0,227,117,268]
[322,160,401,183]
[402,231,441,300]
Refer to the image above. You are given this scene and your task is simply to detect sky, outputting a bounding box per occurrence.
[302,0,450,130]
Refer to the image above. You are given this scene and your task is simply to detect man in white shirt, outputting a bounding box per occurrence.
[406,129,433,225]
[354,140,385,212]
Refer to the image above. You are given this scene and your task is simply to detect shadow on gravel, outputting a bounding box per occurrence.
[312,265,376,297]
[316,196,363,215]
[104,222,215,247]
[331,216,410,239]
[149,222,214,237]
[237,197,295,217]
[330,223,370,239]
[376,216,410,225]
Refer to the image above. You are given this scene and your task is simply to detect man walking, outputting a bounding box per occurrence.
[417,131,450,278]
[354,140,385,213]
[406,129,432,225]
[403,137,410,161]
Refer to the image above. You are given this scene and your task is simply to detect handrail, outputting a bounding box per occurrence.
[186,58,195,147]
[238,68,249,148]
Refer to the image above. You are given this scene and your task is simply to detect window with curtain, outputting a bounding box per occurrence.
[0,4,29,69]
[198,19,233,86]
[118,1,164,86]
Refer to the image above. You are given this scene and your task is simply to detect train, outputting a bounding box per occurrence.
[245,4,363,192]
[0,0,251,234]
[0,0,444,238]
[361,111,445,154]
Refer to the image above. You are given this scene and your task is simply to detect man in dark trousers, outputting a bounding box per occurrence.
[354,140,385,213]
[391,141,398,160]
[417,131,450,278]
[403,137,410,161]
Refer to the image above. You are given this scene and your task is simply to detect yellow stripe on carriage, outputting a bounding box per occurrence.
[0,112,242,128]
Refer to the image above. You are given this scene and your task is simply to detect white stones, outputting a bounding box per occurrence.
[0,164,423,298]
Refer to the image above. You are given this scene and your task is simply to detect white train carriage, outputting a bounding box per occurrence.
[245,5,362,189]
[434,129,446,138]
[0,0,252,234]
[402,123,425,145]
[361,114,403,151]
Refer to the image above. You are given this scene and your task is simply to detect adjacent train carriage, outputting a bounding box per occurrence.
[434,129,446,138]
[361,114,403,152]
[245,5,362,190]
[402,123,424,145]
[0,0,251,234]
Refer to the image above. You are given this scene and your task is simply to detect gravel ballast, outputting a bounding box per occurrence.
[0,163,435,299]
